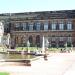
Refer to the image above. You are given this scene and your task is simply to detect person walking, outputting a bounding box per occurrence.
[44,48,48,61]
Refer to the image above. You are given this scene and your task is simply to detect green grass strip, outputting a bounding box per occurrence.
[0,72,10,75]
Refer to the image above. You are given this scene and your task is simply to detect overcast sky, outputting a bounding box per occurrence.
[0,0,75,13]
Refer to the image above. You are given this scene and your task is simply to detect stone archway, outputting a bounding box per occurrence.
[36,35,40,47]
[29,35,33,46]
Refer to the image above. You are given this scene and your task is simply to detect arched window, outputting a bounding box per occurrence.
[36,35,40,46]
[29,36,33,44]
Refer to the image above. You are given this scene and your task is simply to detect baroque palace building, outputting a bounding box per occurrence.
[0,10,75,48]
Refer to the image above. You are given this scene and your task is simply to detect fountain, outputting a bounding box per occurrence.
[21,40,30,55]
[0,40,35,66]
[27,40,30,53]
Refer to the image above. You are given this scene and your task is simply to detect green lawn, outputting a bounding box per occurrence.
[0,72,9,75]
[15,47,72,52]
[2,46,64,52]
[16,47,41,51]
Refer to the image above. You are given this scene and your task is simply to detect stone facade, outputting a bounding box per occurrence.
[0,10,75,48]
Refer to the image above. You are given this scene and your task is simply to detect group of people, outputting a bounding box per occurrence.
[60,48,72,53]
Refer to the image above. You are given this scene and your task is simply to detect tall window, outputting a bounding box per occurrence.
[56,24,59,30]
[40,23,44,30]
[52,23,56,30]
[59,21,64,30]
[64,24,67,30]
[48,23,51,30]
[36,22,40,31]
[33,23,36,30]
[67,21,72,30]
[26,23,29,31]
[29,23,33,31]
[44,22,48,31]
[22,23,26,31]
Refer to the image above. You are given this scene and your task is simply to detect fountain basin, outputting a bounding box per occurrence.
[0,59,31,66]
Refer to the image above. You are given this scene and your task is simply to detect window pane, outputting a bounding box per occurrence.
[40,23,44,30]
[67,23,72,30]
[59,23,64,30]
[36,22,40,31]
[22,23,26,31]
[29,23,33,31]
[52,23,56,30]
[33,23,36,30]
[67,21,72,30]
[26,23,29,31]
[44,22,48,31]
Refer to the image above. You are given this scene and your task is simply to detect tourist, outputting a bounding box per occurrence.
[44,48,48,61]
[44,54,48,61]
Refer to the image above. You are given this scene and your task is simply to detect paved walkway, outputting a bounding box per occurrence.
[0,52,75,75]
